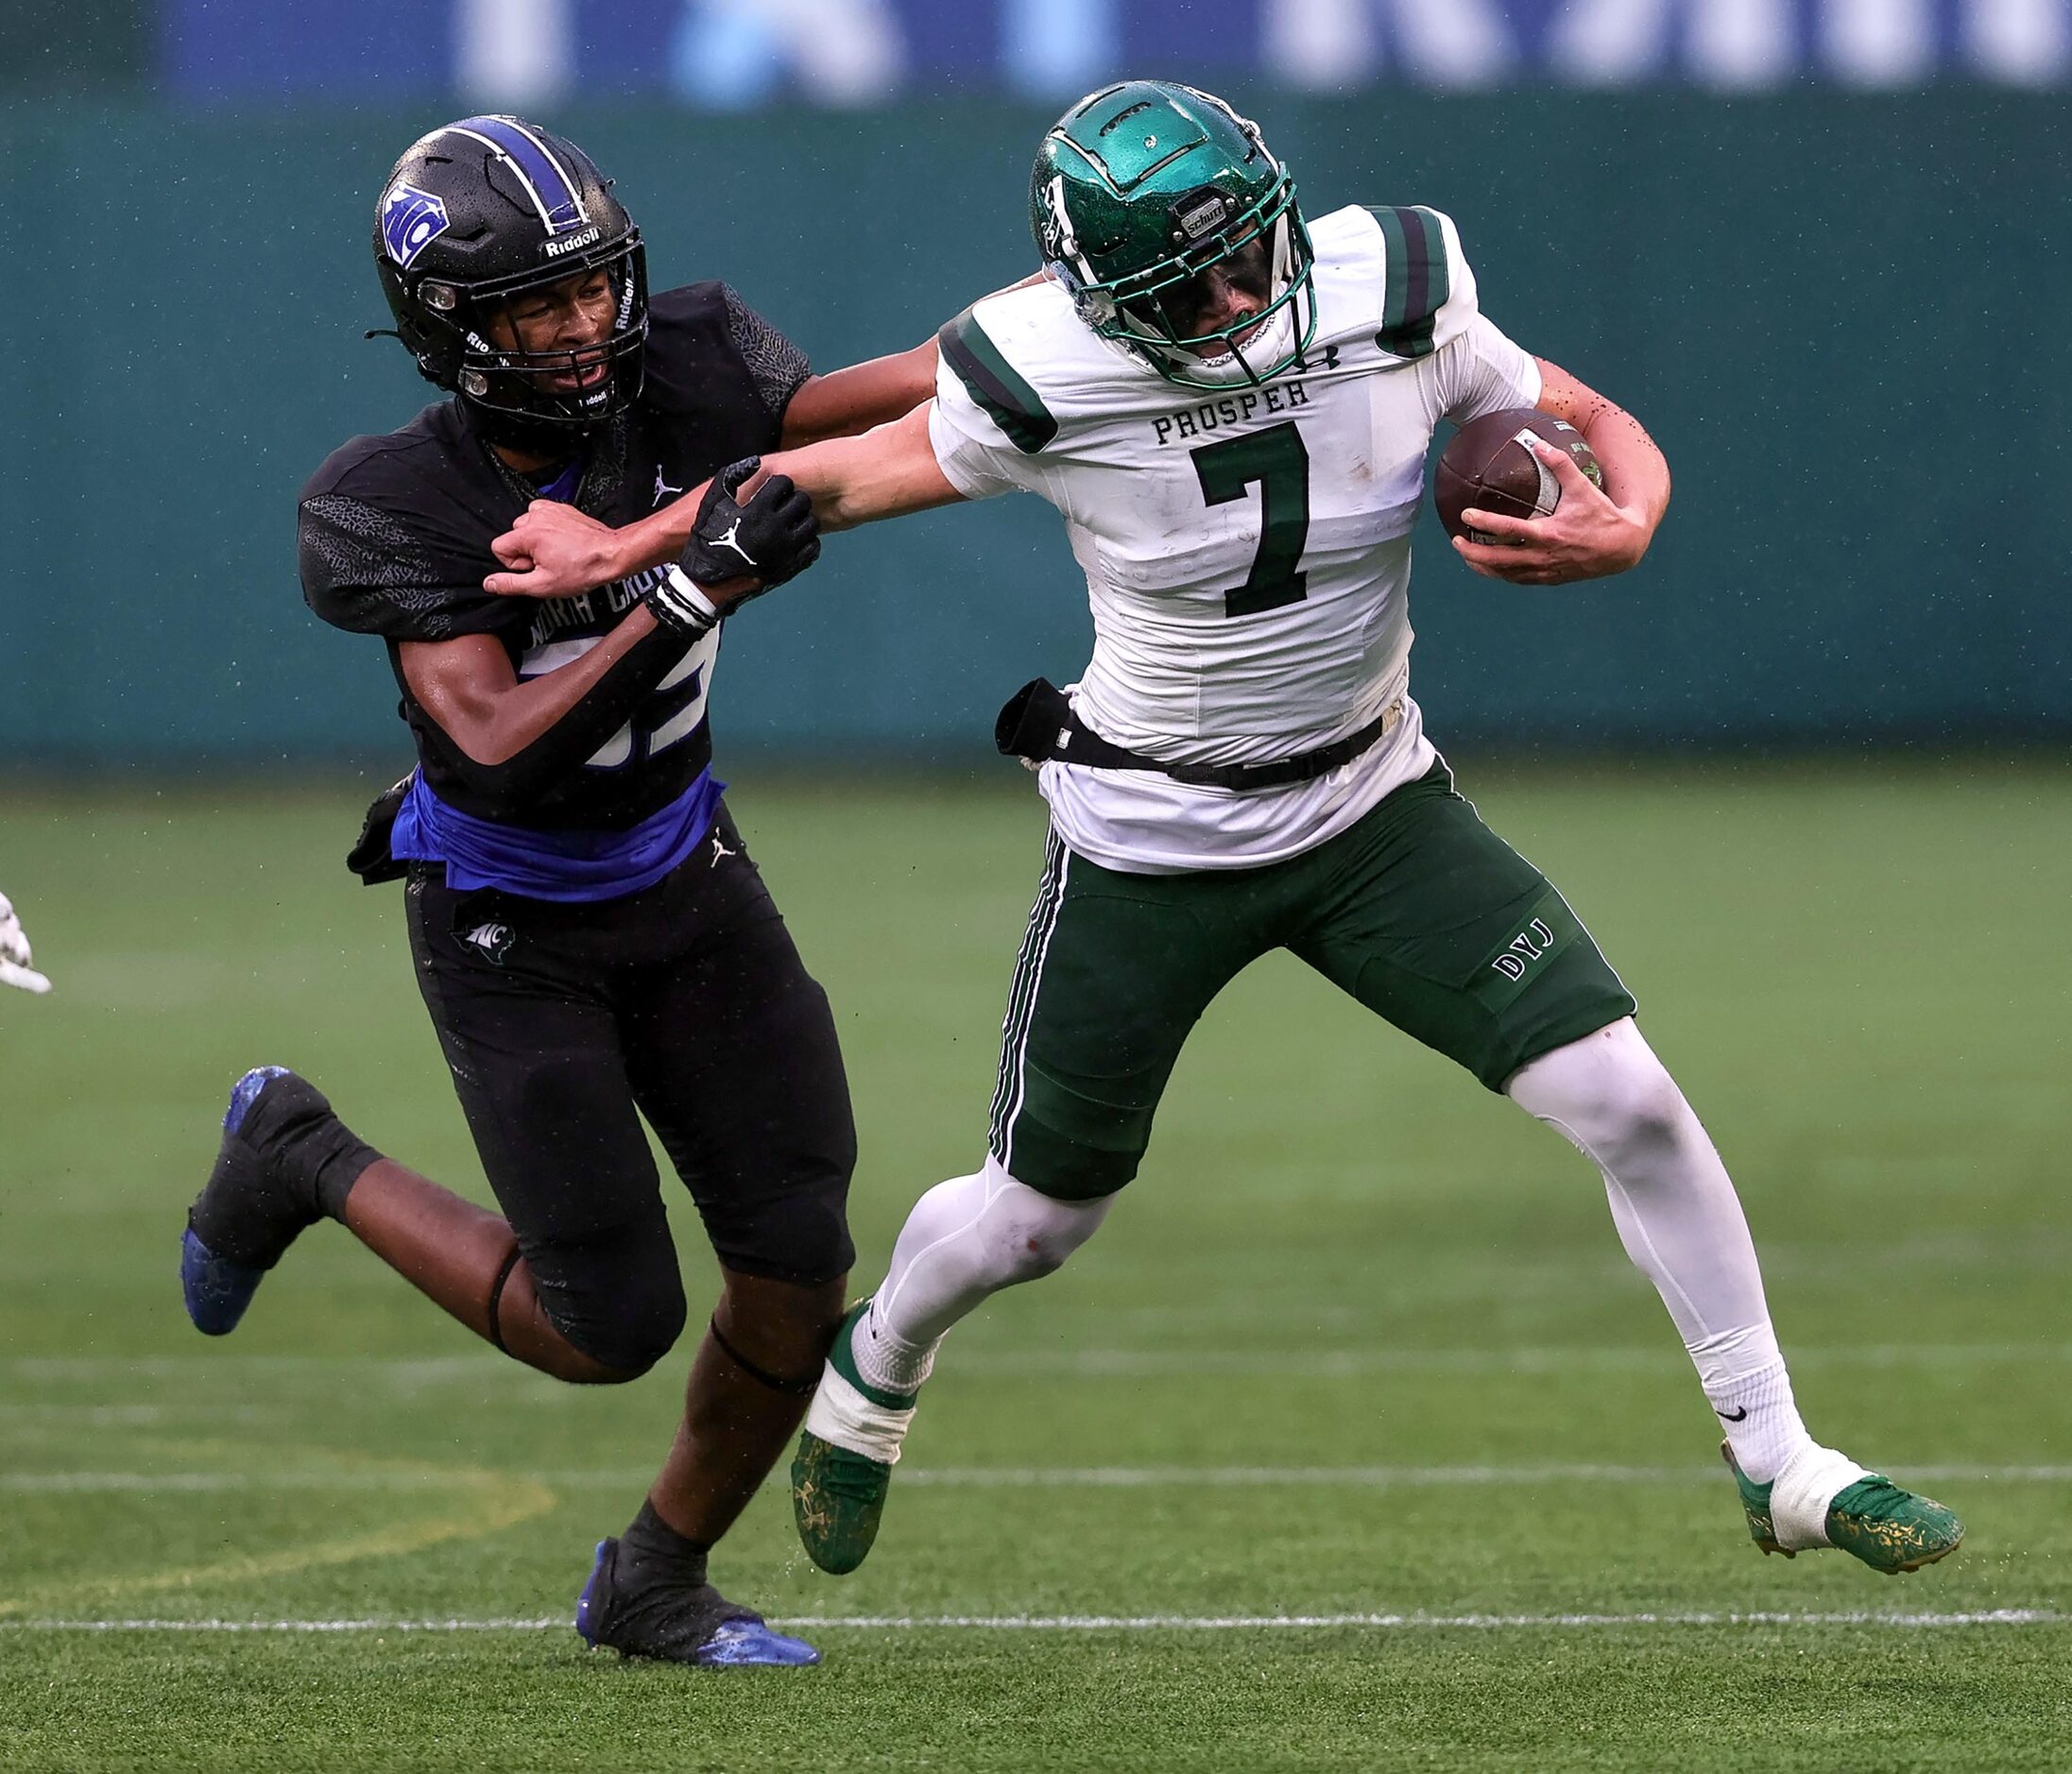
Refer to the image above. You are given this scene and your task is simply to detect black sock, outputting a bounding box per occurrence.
[309,1138,381,1222]
[617,1500,711,1588]
[264,1099,380,1222]
[238,1074,383,1225]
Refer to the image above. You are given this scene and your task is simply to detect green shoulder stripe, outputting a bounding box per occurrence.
[937,307,1058,453]
[1367,205,1452,361]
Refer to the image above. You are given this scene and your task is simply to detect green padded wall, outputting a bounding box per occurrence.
[3,93,2064,765]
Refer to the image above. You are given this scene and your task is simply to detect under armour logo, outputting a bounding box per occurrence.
[711,520,757,568]
[710,833,738,869]
[460,921,515,965]
[653,466,684,507]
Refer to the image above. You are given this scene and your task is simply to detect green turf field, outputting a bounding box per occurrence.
[1,761,2067,1772]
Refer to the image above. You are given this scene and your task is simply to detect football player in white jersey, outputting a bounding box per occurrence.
[486,80,1961,1589]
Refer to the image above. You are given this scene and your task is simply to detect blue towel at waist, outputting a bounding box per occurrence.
[392,770,725,903]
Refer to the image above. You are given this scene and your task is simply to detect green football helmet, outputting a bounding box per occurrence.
[1030,80,1317,389]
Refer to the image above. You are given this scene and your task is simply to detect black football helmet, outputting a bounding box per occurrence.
[372,116,647,437]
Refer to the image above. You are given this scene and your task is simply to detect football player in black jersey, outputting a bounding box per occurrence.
[180,116,939,1668]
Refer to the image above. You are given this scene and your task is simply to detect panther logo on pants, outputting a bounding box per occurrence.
[460,921,516,965]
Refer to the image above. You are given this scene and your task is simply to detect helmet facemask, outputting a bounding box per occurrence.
[1098,188,1316,388]
[417,236,649,434]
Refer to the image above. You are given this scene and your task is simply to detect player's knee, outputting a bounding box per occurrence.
[712,1182,856,1293]
[1592,1061,1692,1169]
[539,1248,688,1380]
[575,1284,688,1379]
[1555,1026,1693,1167]
[978,1161,1112,1287]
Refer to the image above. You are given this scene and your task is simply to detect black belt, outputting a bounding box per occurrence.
[994,678,1402,793]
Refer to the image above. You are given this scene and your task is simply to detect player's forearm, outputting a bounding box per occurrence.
[403,611,686,810]
[596,486,713,582]
[479,615,680,766]
[1578,401,1670,541]
[763,434,891,533]
[1546,374,1670,538]
[764,405,964,534]
[779,342,939,450]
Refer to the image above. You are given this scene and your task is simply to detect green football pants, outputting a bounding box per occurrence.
[987,761,1637,1200]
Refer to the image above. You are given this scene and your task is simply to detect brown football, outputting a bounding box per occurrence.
[1434,408,1602,545]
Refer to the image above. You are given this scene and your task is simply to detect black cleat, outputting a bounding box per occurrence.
[181,1066,345,1336]
[574,1538,819,1667]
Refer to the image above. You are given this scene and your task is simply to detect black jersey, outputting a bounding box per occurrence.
[300,283,810,831]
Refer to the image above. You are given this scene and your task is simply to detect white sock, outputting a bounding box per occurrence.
[849,1156,1112,1399]
[1506,1017,1815,1484]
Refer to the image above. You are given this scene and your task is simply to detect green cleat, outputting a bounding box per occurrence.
[1723,1441,1963,1575]
[791,1300,920,1577]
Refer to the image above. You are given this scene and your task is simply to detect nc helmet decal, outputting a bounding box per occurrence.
[382,182,452,268]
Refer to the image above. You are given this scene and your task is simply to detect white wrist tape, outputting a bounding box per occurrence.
[643,564,723,636]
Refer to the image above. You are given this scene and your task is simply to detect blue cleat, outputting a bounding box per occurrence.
[225,1064,294,1133]
[575,1537,818,1668]
[181,1066,358,1336]
[692,1618,823,1668]
[180,1226,273,1338]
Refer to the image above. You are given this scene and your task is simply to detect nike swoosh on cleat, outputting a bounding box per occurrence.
[1716,1406,1750,1423]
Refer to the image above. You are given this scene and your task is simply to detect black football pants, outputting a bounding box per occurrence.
[403,810,856,1375]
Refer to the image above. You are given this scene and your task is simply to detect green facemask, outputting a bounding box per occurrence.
[1030,80,1319,390]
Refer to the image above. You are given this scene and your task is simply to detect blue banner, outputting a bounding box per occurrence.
[163,0,2072,101]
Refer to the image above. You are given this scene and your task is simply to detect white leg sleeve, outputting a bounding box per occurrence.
[1507,1017,1813,1481]
[850,1156,1113,1395]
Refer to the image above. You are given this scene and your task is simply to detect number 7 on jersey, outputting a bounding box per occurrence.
[1190,420,1311,620]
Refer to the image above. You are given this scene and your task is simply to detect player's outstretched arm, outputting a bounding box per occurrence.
[485,405,962,599]
[487,452,818,603]
[1454,359,1672,587]
[775,271,1047,451]
[779,341,939,451]
[760,402,966,534]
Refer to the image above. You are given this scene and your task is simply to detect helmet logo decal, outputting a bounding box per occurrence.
[1178,193,1231,240]
[382,183,452,268]
[449,114,591,236]
[1041,174,1080,263]
[543,226,603,260]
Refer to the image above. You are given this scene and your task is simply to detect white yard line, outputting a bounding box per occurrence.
[9,1344,2068,1384]
[2,1610,2065,1634]
[5,1463,2068,1493]
[893,1463,2072,1488]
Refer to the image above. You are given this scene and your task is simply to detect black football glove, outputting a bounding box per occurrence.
[679,456,821,599]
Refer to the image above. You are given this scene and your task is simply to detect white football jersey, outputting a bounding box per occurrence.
[930,203,1542,874]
